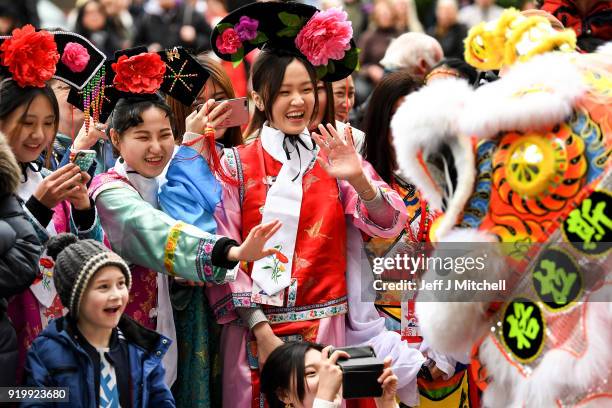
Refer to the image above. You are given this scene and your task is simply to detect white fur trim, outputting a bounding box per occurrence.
[415,300,489,359]
[459,53,586,138]
[596,41,612,56]
[391,78,473,211]
[415,228,505,357]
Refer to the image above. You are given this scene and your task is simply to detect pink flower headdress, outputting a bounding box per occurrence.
[211,2,358,82]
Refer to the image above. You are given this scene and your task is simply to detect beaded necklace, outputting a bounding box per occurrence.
[82,64,107,135]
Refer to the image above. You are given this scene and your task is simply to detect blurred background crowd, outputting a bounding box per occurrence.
[1,0,610,107]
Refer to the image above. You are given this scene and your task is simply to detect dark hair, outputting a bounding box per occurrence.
[75,0,108,33]
[430,58,479,86]
[109,94,173,134]
[308,81,335,131]
[0,4,20,34]
[577,35,607,53]
[261,342,325,408]
[320,81,335,128]
[0,79,60,168]
[74,0,121,58]
[164,95,187,144]
[108,94,173,153]
[245,50,319,137]
[168,53,243,147]
[362,71,421,184]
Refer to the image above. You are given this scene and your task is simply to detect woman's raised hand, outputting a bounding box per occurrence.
[226,220,282,262]
[73,118,107,151]
[185,98,233,135]
[311,123,363,183]
[312,123,377,200]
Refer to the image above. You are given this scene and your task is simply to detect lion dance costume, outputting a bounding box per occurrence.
[391,9,611,407]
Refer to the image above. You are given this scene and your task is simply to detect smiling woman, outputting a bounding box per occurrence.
[0,79,105,384]
[270,61,316,133]
[245,52,319,138]
[0,82,59,167]
[108,96,175,179]
[89,50,284,393]
[188,3,413,407]
[168,53,244,148]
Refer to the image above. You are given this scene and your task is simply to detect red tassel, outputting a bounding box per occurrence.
[182,128,239,186]
[417,150,443,196]
[71,105,75,140]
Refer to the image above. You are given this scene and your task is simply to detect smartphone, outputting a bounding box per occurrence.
[216,97,249,129]
[70,149,96,172]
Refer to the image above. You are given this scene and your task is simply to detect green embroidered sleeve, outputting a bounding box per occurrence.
[95,186,231,283]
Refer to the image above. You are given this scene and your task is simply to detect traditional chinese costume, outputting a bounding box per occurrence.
[208,124,407,406]
[205,2,410,405]
[82,44,230,388]
[159,142,227,407]
[356,175,480,407]
[89,154,238,387]
[3,27,107,384]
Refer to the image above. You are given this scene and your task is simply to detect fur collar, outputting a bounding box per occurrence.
[0,132,21,195]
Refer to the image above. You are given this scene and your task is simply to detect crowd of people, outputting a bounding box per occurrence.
[0,0,610,408]
[3,0,610,104]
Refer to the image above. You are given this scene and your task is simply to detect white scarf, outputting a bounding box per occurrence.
[18,168,62,321]
[250,125,317,304]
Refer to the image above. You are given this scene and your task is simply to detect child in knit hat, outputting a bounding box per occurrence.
[23,233,175,407]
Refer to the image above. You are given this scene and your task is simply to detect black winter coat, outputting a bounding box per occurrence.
[428,23,469,60]
[133,4,212,53]
[0,194,41,386]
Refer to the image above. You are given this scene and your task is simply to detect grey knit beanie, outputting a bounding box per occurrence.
[47,233,132,317]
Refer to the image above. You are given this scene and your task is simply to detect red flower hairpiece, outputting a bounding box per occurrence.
[112,52,166,94]
[0,25,60,88]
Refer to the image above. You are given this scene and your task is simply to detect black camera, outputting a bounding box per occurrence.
[331,346,384,399]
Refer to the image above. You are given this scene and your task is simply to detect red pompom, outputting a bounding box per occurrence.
[112,52,166,94]
[0,25,60,88]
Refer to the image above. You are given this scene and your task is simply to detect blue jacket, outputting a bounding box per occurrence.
[23,316,175,408]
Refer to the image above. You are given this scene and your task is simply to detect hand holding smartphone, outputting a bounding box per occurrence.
[218,97,249,129]
[196,97,249,129]
[69,149,96,172]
